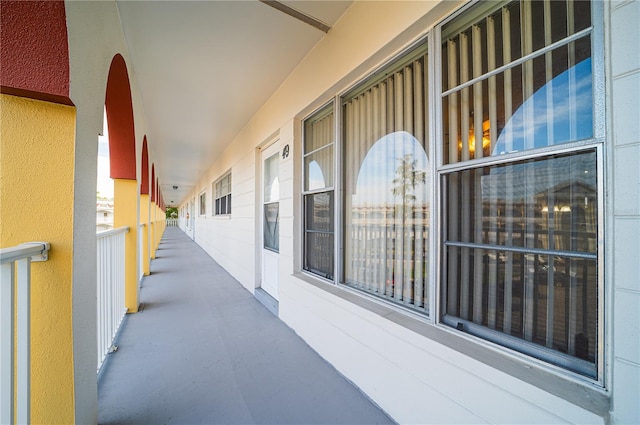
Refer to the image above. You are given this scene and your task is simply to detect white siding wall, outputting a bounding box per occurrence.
[194,121,295,295]
[278,121,296,279]
[181,1,639,423]
[279,278,601,424]
[193,143,258,293]
[609,1,640,424]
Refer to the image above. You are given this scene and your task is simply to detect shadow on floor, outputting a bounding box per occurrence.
[98,227,394,425]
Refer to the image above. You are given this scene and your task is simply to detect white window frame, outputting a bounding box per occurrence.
[302,102,336,281]
[199,191,206,216]
[213,171,232,216]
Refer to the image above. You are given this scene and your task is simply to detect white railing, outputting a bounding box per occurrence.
[166,218,178,227]
[97,226,129,373]
[138,224,145,281]
[1,242,50,425]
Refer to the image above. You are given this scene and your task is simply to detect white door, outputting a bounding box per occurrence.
[261,142,280,299]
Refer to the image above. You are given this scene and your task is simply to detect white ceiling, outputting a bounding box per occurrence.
[116,0,353,206]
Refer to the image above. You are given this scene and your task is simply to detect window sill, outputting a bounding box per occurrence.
[292,272,610,418]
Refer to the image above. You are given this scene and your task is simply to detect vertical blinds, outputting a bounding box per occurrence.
[304,108,334,192]
[343,47,430,312]
[441,0,597,378]
[442,0,593,164]
[214,173,231,215]
[303,105,335,278]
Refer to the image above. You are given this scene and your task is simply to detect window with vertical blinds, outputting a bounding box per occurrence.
[342,44,430,313]
[303,104,335,279]
[440,0,599,378]
[199,192,206,215]
[213,172,231,216]
[298,0,602,381]
[442,0,593,163]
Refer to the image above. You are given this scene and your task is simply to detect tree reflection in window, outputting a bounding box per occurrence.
[346,131,430,311]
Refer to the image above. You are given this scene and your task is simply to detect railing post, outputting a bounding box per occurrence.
[1,262,15,425]
[96,227,129,373]
[1,242,49,424]
[16,258,31,424]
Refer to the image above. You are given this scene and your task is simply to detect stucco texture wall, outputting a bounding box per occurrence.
[114,178,140,312]
[0,0,70,104]
[0,94,76,423]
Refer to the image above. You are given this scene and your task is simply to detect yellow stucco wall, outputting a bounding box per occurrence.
[113,179,139,312]
[0,94,76,424]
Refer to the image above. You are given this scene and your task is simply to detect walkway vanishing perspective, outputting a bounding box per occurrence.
[98,227,393,425]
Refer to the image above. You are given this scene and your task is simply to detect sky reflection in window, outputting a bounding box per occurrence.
[494,58,593,155]
[353,131,429,206]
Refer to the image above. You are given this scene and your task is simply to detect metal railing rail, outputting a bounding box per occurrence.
[1,242,50,425]
[138,223,145,281]
[96,226,129,373]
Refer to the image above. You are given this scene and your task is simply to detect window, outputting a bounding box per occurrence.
[299,0,602,381]
[263,152,280,252]
[342,44,430,312]
[199,192,206,216]
[439,0,600,378]
[213,172,231,216]
[302,43,431,312]
[303,104,335,279]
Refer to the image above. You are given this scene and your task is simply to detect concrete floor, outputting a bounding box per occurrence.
[98,227,394,425]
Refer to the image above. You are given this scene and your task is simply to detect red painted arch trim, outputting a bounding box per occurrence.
[105,54,136,180]
[0,1,71,105]
[141,137,149,195]
[151,165,156,202]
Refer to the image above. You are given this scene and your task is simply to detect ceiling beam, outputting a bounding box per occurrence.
[259,0,331,33]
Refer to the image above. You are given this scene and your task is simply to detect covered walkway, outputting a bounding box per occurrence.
[98,227,393,425]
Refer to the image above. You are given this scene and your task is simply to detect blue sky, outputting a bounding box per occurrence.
[352,131,430,206]
[493,58,593,155]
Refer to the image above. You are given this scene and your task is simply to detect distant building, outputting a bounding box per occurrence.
[96,198,114,231]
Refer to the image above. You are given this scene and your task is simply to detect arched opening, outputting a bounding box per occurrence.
[104,53,139,312]
[140,138,149,195]
[151,165,156,202]
[140,138,150,275]
[105,54,136,179]
[97,107,114,231]
[150,166,158,259]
